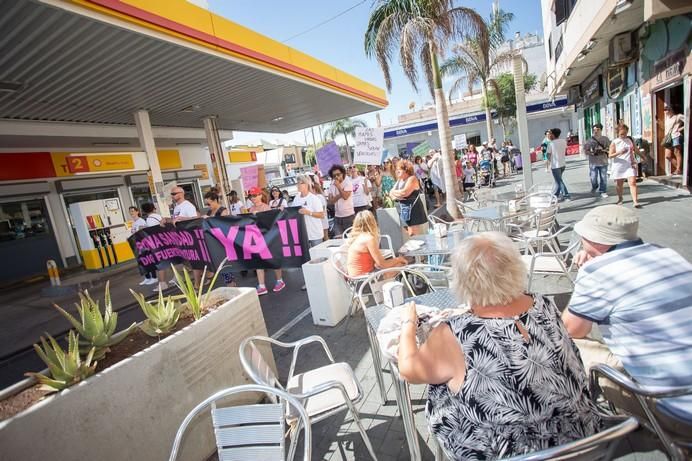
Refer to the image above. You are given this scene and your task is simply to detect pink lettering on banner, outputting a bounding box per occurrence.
[277,220,291,257]
[276,219,302,257]
[242,225,272,260]
[210,225,272,261]
[288,219,302,256]
[209,226,240,260]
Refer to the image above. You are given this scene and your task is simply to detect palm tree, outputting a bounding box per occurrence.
[440,8,522,140]
[323,117,367,165]
[364,0,485,218]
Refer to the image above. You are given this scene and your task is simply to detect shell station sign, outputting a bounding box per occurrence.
[0,150,182,181]
[50,152,135,176]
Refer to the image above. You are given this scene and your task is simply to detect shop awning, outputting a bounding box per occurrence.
[0,0,386,134]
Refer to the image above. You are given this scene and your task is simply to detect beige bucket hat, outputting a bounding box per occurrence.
[574,205,639,245]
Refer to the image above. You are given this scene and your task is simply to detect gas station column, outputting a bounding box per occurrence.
[203,116,230,209]
[134,110,170,218]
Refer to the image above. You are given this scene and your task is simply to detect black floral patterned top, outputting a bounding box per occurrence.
[426,295,601,460]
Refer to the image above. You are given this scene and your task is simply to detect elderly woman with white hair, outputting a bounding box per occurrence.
[398,232,601,460]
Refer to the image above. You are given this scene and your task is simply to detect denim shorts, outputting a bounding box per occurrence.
[672,136,684,148]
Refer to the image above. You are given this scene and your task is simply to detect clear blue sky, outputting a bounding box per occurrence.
[208,0,544,144]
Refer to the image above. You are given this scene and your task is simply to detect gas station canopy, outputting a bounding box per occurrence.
[0,0,387,136]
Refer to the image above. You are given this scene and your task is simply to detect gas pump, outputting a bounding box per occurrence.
[69,198,133,270]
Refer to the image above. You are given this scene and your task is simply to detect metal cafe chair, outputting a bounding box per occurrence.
[330,250,372,332]
[520,191,559,210]
[502,416,639,461]
[168,384,311,461]
[405,263,453,290]
[506,202,560,252]
[239,335,379,461]
[456,199,489,232]
[527,183,555,195]
[520,224,581,292]
[590,364,692,461]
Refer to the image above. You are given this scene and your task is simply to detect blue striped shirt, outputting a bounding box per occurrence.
[569,241,692,421]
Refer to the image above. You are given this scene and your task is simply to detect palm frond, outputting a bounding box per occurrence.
[365,1,408,91]
[445,6,487,47]
[488,8,515,47]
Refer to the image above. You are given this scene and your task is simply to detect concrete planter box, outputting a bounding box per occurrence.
[0,287,274,461]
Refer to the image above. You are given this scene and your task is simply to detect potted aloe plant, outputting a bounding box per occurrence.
[0,264,274,461]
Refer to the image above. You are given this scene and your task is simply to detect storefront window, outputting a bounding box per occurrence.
[0,199,51,242]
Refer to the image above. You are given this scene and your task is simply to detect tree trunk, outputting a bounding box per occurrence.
[431,48,461,219]
[344,132,352,165]
[482,82,494,140]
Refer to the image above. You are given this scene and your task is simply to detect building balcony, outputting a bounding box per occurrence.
[544,0,644,96]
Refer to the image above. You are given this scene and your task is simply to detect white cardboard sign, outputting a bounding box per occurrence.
[354,127,384,165]
[453,134,468,149]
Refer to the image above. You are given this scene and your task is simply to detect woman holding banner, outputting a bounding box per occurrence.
[269,187,288,210]
[204,189,229,217]
[129,206,157,286]
[247,186,286,295]
[204,189,237,286]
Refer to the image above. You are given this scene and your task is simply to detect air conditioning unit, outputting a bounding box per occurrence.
[610,32,636,64]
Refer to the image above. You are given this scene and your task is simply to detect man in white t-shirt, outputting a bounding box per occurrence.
[171,187,198,220]
[349,166,370,213]
[546,128,571,201]
[327,164,355,236]
[166,186,201,290]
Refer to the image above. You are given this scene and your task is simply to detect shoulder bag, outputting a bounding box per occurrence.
[397,189,420,223]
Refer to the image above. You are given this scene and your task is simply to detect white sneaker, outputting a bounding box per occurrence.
[145,278,158,285]
[138,278,149,286]
[600,192,609,198]
[168,278,177,285]
[153,282,169,292]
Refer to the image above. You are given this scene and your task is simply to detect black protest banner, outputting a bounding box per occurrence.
[128,219,213,272]
[204,208,310,270]
[128,208,310,272]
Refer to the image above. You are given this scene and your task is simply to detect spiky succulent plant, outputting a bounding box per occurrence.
[53,281,136,359]
[171,260,226,321]
[130,289,181,337]
[26,331,97,392]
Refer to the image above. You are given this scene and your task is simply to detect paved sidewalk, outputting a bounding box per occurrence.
[261,156,686,460]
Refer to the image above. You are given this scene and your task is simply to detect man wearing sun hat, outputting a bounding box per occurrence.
[562,205,692,423]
